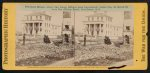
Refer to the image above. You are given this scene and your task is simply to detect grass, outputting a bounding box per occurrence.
[74,44,133,66]
[16,43,74,66]
[16,42,133,66]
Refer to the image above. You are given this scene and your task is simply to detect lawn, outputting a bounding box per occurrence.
[16,43,74,66]
[74,44,133,66]
[16,42,133,66]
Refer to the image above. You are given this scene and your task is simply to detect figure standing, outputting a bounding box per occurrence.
[23,33,25,45]
[84,35,86,46]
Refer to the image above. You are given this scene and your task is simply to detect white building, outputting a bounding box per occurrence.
[22,12,61,38]
[83,12,123,39]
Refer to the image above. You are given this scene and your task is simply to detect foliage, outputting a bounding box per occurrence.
[104,36,111,45]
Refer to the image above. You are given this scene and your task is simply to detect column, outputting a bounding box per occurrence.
[40,23,42,34]
[23,23,26,34]
[97,24,99,36]
[92,24,94,36]
[88,24,90,35]
[27,23,30,35]
[93,24,95,36]
[100,24,101,36]
[86,24,89,34]
[33,23,35,36]
[89,24,91,35]
[26,23,29,34]
[36,23,39,35]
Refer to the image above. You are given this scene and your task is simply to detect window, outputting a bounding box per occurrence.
[124,11,131,19]
[45,16,47,20]
[92,17,94,21]
[36,16,38,20]
[27,16,29,20]
[88,17,90,21]
[101,17,103,21]
[110,18,112,22]
[97,17,99,21]
[108,18,110,21]
[65,25,69,30]
[126,26,130,31]
[30,16,32,20]
[40,16,42,20]
[101,29,103,33]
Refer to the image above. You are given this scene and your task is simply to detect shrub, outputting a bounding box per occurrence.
[43,35,51,44]
[104,36,111,45]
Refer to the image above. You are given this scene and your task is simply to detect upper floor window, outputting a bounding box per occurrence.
[36,16,38,20]
[110,18,112,22]
[30,16,32,20]
[126,26,130,31]
[40,16,42,20]
[88,17,90,21]
[92,17,94,21]
[27,16,29,20]
[101,17,103,21]
[97,17,99,21]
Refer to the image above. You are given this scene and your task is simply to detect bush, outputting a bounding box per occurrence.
[43,35,51,44]
[104,36,111,45]
[125,35,130,44]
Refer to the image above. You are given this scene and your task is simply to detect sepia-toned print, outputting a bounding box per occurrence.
[15,9,133,66]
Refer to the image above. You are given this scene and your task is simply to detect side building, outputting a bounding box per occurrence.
[123,11,134,44]
[62,11,75,44]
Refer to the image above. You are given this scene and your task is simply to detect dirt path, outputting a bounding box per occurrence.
[49,58,74,66]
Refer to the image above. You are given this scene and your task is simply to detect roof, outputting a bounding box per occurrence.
[25,12,51,17]
[86,13,112,18]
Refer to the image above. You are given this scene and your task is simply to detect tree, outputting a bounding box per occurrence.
[83,35,86,46]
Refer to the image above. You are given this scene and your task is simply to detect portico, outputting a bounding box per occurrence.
[24,21,42,36]
[85,23,104,36]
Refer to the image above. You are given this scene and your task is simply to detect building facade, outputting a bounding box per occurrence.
[23,12,61,38]
[62,11,75,44]
[83,12,123,39]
